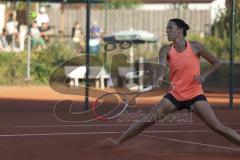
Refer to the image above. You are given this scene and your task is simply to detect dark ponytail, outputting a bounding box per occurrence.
[169,18,189,37]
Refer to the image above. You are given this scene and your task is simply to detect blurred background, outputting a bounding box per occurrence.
[0,0,239,108]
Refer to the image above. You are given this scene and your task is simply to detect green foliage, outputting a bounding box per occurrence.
[107,0,142,9]
[0,52,26,84]
[210,1,239,60]
[188,34,204,43]
[210,1,240,61]
[187,33,240,61]
[1,35,238,85]
[203,36,228,60]
[211,0,240,39]
[30,40,76,83]
[0,40,76,85]
[15,2,28,10]
[235,31,240,60]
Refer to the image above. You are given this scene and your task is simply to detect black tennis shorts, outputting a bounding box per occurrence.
[164,93,207,110]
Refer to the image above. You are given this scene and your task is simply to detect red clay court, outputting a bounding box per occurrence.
[0,86,239,160]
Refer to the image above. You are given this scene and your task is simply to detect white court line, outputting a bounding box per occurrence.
[0,130,239,152]
[14,123,195,128]
[0,130,240,137]
[11,122,240,128]
[140,134,240,152]
[0,131,122,137]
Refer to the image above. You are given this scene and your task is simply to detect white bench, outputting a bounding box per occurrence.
[64,66,110,89]
[64,66,86,87]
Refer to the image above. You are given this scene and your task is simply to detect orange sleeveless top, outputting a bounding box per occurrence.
[167,41,204,101]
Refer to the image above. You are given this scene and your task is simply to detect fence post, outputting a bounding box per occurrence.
[26,0,31,81]
[84,0,91,111]
[229,0,236,110]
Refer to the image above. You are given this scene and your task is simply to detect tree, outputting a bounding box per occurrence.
[212,0,239,39]
[210,0,240,61]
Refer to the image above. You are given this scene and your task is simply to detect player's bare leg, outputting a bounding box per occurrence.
[192,101,240,146]
[115,98,177,144]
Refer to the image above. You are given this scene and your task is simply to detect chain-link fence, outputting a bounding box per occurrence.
[0,1,239,108]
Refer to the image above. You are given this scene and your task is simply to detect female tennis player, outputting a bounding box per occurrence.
[105,18,240,147]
